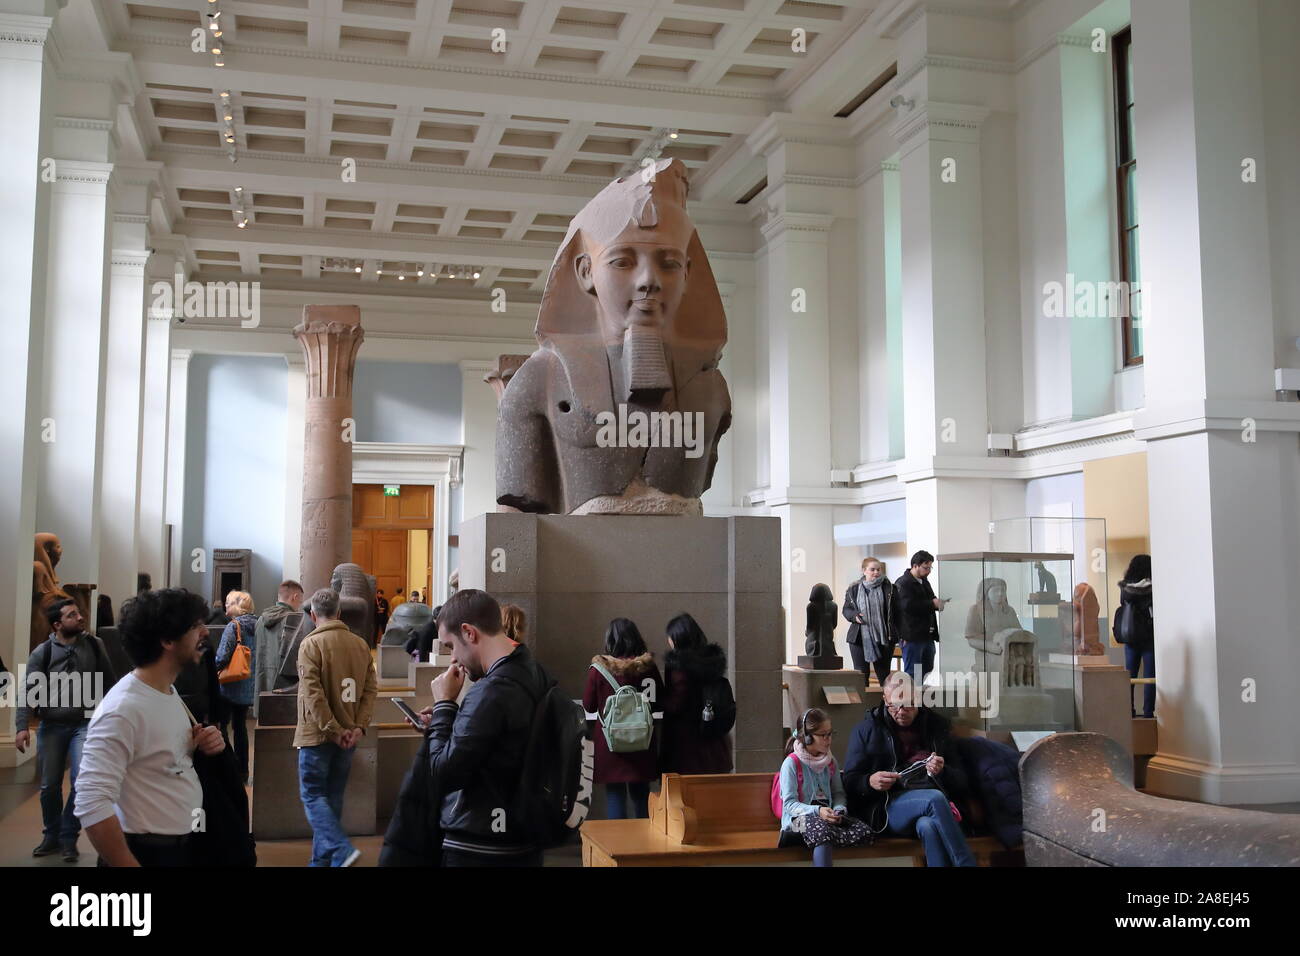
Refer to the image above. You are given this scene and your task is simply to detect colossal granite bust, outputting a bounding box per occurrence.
[496,158,731,516]
[330,562,376,645]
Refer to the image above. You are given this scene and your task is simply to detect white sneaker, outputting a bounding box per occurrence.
[340,848,361,868]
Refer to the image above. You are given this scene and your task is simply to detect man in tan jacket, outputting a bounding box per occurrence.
[294,587,377,867]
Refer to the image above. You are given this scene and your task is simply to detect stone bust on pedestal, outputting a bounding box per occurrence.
[495,158,732,516]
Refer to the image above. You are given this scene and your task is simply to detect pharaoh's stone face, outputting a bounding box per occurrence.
[577,240,690,343]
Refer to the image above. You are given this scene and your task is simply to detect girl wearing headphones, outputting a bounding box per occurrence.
[776,708,870,865]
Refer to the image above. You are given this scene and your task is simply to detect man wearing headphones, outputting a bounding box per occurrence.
[841,672,975,866]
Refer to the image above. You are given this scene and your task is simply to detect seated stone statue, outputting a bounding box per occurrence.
[965,577,1038,688]
[799,583,842,669]
[32,533,72,652]
[496,158,732,516]
[331,562,376,645]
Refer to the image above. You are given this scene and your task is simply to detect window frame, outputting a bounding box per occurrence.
[1112,26,1142,367]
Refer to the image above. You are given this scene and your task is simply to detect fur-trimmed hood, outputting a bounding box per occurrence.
[591,651,655,678]
[665,642,727,681]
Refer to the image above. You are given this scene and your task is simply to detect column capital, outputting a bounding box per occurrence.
[745,113,851,161]
[293,305,364,400]
[0,11,55,49]
[51,158,112,186]
[892,100,990,150]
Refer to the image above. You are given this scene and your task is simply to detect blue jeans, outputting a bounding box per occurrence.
[1125,645,1155,718]
[37,720,87,844]
[298,742,356,866]
[901,640,936,681]
[886,788,975,867]
[605,782,650,820]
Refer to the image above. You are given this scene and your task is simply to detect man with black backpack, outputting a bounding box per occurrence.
[382,589,589,867]
[15,599,117,862]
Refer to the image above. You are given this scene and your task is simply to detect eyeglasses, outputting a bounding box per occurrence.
[811,730,835,740]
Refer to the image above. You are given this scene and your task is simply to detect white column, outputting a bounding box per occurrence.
[37,144,114,595]
[98,225,149,619]
[459,359,498,525]
[165,348,192,587]
[760,212,838,660]
[1132,0,1300,804]
[137,307,172,590]
[281,353,306,586]
[0,3,58,767]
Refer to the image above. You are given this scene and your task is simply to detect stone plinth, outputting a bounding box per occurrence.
[378,644,411,683]
[1073,662,1132,757]
[256,691,298,727]
[377,728,424,826]
[460,513,786,772]
[782,665,876,766]
[251,726,377,840]
[294,305,364,595]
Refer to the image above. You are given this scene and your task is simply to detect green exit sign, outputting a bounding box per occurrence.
[383,485,400,497]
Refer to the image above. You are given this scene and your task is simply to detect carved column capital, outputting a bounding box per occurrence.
[293,305,365,400]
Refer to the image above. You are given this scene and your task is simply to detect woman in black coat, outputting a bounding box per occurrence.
[660,613,733,775]
[842,557,898,687]
[1115,554,1154,718]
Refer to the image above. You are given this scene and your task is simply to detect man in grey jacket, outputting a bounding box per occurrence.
[14,599,117,862]
[253,579,304,715]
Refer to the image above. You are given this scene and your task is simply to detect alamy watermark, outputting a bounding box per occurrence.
[0,668,105,719]
[1041,274,1147,322]
[905,669,1001,719]
[151,272,261,328]
[595,403,706,459]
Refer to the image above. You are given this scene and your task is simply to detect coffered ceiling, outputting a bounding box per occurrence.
[94,0,888,295]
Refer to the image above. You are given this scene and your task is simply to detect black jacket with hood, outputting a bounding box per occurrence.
[842,702,969,830]
[661,643,733,775]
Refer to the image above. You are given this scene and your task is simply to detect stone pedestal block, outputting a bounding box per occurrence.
[251,726,377,840]
[378,644,411,683]
[782,665,874,766]
[1074,662,1132,757]
[460,513,786,772]
[377,729,423,826]
[256,692,298,727]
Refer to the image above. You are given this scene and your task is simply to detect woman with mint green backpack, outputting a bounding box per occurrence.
[583,618,663,820]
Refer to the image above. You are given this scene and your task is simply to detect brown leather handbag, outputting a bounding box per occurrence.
[218,619,252,684]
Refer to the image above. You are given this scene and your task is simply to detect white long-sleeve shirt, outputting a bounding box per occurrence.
[75,673,203,836]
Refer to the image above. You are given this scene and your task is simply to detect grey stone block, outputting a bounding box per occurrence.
[730,516,782,593]
[731,592,784,671]
[256,692,297,727]
[537,515,729,594]
[377,729,423,825]
[378,644,411,681]
[733,668,784,753]
[251,727,377,840]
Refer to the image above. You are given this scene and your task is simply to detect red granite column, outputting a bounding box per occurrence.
[294,305,364,596]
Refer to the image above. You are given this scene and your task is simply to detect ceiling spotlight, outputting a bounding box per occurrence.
[234,185,242,193]
[237,220,247,228]
[212,46,221,54]
[417,269,424,277]
[376,269,383,276]
[398,274,405,280]
[473,270,481,279]
[668,130,679,139]
[214,60,224,67]
[220,90,230,99]
[354,265,362,274]
[213,29,222,37]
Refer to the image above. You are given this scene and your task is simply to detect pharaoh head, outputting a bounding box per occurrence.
[538,158,726,404]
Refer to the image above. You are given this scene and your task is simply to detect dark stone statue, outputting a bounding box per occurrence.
[331,562,376,646]
[495,158,732,516]
[381,600,434,647]
[799,583,843,670]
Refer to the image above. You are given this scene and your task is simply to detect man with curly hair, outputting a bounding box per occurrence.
[75,588,226,867]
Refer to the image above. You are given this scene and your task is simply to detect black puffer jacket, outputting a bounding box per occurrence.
[842,703,969,829]
[661,643,733,775]
[431,644,553,856]
[1113,580,1154,650]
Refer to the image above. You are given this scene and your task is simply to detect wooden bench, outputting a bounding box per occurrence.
[580,772,1024,867]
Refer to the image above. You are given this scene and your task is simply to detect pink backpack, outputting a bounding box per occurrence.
[771,754,837,818]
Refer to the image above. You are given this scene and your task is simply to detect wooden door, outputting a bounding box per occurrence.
[373,529,407,602]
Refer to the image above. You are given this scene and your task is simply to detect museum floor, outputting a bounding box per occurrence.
[0,716,582,868]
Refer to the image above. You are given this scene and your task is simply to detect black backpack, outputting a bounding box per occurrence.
[698,675,737,739]
[1114,598,1154,646]
[513,678,593,848]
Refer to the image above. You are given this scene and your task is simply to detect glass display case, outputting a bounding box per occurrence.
[933,552,1078,735]
[990,516,1111,657]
